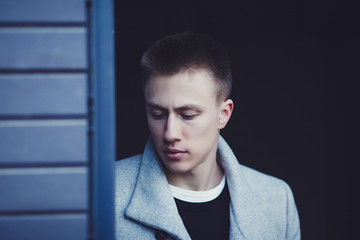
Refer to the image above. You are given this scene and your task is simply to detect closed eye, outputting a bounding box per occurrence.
[150,111,167,120]
[181,113,199,120]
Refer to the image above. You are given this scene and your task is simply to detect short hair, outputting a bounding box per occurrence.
[140,32,232,102]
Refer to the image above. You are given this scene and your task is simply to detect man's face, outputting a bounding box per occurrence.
[145,69,231,176]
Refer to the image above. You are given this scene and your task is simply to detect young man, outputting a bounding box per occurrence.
[115,32,300,240]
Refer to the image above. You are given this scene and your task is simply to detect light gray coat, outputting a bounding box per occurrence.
[115,136,301,239]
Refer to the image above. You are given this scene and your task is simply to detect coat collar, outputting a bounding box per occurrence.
[125,139,191,240]
[125,136,280,240]
[217,137,281,239]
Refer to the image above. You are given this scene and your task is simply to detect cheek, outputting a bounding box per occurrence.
[185,117,218,138]
[147,120,163,138]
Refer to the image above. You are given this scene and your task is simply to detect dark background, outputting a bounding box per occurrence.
[114,1,358,239]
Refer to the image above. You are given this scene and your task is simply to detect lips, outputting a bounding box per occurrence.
[163,149,186,160]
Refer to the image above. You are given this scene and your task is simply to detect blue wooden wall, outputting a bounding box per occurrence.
[0,0,89,239]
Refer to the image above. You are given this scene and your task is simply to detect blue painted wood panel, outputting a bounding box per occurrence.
[0,74,87,115]
[0,214,87,240]
[0,167,87,211]
[0,1,92,239]
[0,120,87,164]
[0,28,86,69]
[0,0,85,23]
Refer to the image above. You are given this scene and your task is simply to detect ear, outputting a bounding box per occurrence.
[218,99,234,129]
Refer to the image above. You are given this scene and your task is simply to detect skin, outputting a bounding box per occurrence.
[145,68,234,191]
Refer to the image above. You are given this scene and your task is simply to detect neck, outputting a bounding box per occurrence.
[164,159,224,191]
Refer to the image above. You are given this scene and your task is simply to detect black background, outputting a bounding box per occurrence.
[114,1,358,239]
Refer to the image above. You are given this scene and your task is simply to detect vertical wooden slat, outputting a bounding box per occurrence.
[89,0,116,239]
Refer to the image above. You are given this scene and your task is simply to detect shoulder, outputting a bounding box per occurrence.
[241,164,290,189]
[115,155,142,175]
[239,164,293,199]
[115,154,142,186]
[218,136,293,197]
[234,164,300,238]
[237,166,301,239]
[224,160,296,225]
[115,155,142,201]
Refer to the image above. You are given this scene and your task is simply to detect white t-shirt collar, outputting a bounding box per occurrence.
[169,176,226,203]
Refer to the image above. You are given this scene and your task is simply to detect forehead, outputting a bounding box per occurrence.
[144,69,218,106]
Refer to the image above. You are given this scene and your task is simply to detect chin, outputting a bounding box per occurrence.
[162,160,194,175]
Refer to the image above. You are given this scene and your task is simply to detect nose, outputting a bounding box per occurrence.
[164,114,181,143]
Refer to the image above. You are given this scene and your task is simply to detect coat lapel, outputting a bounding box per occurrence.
[125,140,191,240]
[218,136,281,240]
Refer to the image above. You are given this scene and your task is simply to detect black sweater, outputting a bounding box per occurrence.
[174,184,230,240]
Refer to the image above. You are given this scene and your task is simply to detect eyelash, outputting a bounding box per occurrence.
[150,112,167,119]
[150,112,198,120]
[181,114,197,120]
